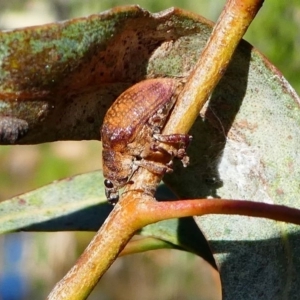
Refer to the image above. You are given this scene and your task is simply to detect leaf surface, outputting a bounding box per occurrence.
[0,6,213,143]
[163,22,300,299]
[0,171,110,233]
[0,172,214,265]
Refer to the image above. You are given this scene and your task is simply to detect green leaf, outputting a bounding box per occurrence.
[0,171,112,233]
[0,172,215,266]
[162,21,300,300]
[139,217,216,267]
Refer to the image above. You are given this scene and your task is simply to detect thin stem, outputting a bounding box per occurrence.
[163,0,264,135]
[139,199,300,226]
[47,193,153,300]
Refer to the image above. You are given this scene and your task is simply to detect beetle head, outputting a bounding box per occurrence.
[102,149,133,204]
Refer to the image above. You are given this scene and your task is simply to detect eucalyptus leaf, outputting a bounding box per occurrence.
[0,171,111,233]
[140,217,216,268]
[163,19,300,300]
[0,171,215,268]
[0,6,213,144]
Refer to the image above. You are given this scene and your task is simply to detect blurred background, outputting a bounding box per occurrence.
[0,0,299,299]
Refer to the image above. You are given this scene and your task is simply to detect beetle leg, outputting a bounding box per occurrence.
[134,159,173,175]
[152,133,192,167]
[153,133,192,147]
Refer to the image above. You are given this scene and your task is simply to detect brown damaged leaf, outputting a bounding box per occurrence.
[0,6,213,144]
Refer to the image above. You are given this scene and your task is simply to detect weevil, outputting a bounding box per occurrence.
[101,78,191,204]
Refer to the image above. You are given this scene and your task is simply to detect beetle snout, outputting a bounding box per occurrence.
[104,179,119,205]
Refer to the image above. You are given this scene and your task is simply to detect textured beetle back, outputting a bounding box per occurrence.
[101,78,180,150]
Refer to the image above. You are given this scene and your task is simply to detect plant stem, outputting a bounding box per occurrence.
[140,199,300,226]
[163,0,264,135]
[47,192,153,300]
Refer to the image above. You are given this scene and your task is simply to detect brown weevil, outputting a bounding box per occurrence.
[101,78,191,204]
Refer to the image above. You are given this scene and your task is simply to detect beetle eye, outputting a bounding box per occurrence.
[104,179,114,189]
